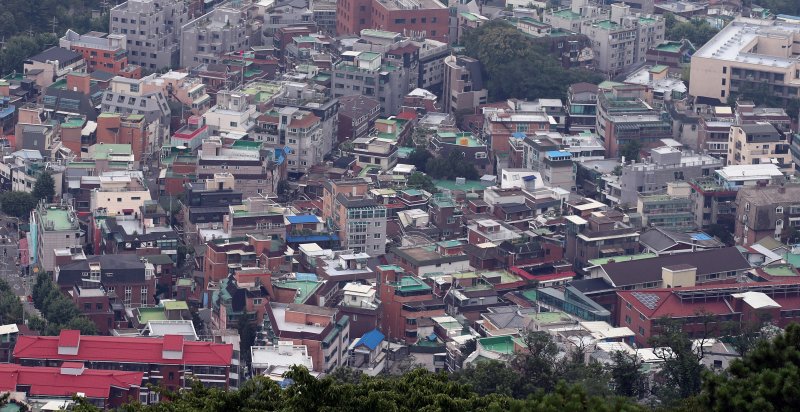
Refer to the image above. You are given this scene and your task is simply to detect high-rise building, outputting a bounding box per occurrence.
[110,0,189,70]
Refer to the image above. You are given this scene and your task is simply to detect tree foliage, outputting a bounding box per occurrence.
[664,13,720,47]
[425,151,481,180]
[0,191,38,220]
[619,139,642,162]
[462,20,603,101]
[31,271,97,335]
[742,0,800,16]
[649,319,707,405]
[32,172,55,203]
[407,172,438,194]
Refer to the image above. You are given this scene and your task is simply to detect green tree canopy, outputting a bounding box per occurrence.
[407,172,438,193]
[664,13,720,47]
[0,191,37,220]
[32,172,55,203]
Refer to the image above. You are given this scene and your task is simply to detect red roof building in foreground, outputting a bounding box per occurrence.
[13,331,235,403]
[618,281,800,347]
[0,363,142,409]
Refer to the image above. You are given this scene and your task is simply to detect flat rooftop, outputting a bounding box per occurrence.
[694,18,800,68]
[377,0,446,11]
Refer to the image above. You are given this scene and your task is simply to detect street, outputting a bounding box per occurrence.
[0,217,39,319]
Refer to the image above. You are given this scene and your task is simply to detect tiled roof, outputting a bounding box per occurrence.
[602,247,749,287]
[0,364,142,399]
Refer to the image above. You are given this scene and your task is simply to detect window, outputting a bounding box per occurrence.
[141,287,148,304]
[124,286,132,305]
[373,233,381,239]
[625,315,631,325]
[777,206,784,214]
[253,298,262,305]
[374,221,381,227]
[638,326,645,336]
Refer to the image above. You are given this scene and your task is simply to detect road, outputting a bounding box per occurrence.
[0,217,39,319]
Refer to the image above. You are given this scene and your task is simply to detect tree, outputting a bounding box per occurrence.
[452,359,521,398]
[406,148,432,172]
[608,351,649,398]
[407,172,437,193]
[510,330,560,394]
[649,318,707,405]
[619,140,642,162]
[0,191,37,219]
[32,172,55,203]
[706,224,734,246]
[664,13,720,47]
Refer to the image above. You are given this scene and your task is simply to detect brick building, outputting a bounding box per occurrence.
[376,265,445,344]
[337,0,449,43]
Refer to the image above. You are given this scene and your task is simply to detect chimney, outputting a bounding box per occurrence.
[66,72,91,95]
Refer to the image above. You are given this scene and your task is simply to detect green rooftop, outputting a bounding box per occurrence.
[176,278,193,287]
[61,117,85,128]
[762,265,799,277]
[274,280,324,303]
[587,253,657,267]
[655,41,683,53]
[479,335,522,355]
[361,29,400,40]
[241,82,282,102]
[162,300,189,311]
[91,143,132,160]
[359,52,381,61]
[138,307,167,324]
[595,20,619,30]
[531,311,572,324]
[378,265,405,272]
[433,179,486,192]
[437,240,462,248]
[649,65,669,73]
[232,140,262,149]
[393,276,430,293]
[552,9,582,19]
[39,207,78,231]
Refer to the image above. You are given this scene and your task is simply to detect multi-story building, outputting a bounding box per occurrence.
[541,150,575,190]
[596,85,672,157]
[312,0,338,34]
[728,122,792,173]
[565,212,640,271]
[203,89,258,135]
[391,241,471,277]
[88,173,152,216]
[637,194,695,232]
[376,265,445,344]
[31,203,84,274]
[416,39,449,92]
[23,47,86,88]
[337,0,449,42]
[688,164,785,229]
[442,55,487,116]
[56,254,157,309]
[323,179,388,256]
[197,138,271,198]
[566,82,599,133]
[581,3,664,77]
[264,302,349,374]
[110,0,189,70]
[179,7,249,69]
[203,234,286,287]
[59,30,134,76]
[482,101,554,160]
[332,50,412,115]
[14,330,235,399]
[95,113,153,161]
[0,364,142,409]
[619,146,723,206]
[735,184,800,246]
[337,95,380,142]
[258,106,323,174]
[690,17,800,105]
[100,75,172,141]
[183,173,243,234]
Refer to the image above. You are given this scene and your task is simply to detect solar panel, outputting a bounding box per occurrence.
[631,292,660,310]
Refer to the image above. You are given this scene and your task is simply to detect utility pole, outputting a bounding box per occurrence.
[51,17,58,35]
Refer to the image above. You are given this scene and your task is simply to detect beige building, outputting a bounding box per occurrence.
[728,122,792,173]
[442,55,488,115]
[690,18,800,104]
[90,174,152,216]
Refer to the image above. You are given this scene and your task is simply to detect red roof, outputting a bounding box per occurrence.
[14,331,233,367]
[0,364,142,399]
[58,330,80,348]
[396,111,416,121]
[163,335,184,352]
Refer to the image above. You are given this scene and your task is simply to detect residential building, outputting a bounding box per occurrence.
[250,342,314,379]
[23,47,86,88]
[56,255,157,310]
[482,101,554,160]
[95,113,152,161]
[442,55,487,116]
[429,131,490,175]
[172,115,210,150]
[332,50,411,115]
[197,138,273,198]
[337,95,380,142]
[110,0,189,70]
[270,81,339,164]
[147,71,211,116]
[728,122,792,173]
[735,185,800,246]
[88,173,152,216]
[376,265,445,344]
[264,303,349,374]
[323,179,388,256]
[31,203,84,274]
[351,135,399,171]
[0,364,142,409]
[541,150,575,190]
[619,146,722,206]
[222,198,288,242]
[202,235,286,287]
[14,330,235,398]
[596,85,672,157]
[202,89,258,135]
[336,0,449,43]
[391,241,471,277]
[638,227,726,256]
[99,75,172,142]
[257,106,323,174]
[690,18,800,105]
[566,82,599,133]
[564,212,640,271]
[59,30,135,76]
[637,194,695,232]
[348,329,388,376]
[93,203,179,259]
[179,7,249,69]
[688,164,785,228]
[183,173,243,233]
[416,39,449,92]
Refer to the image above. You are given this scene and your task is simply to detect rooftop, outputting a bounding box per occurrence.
[695,18,800,68]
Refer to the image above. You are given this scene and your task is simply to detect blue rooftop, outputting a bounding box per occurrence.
[690,233,713,241]
[546,150,572,159]
[295,273,318,281]
[287,215,321,224]
[355,329,385,351]
[511,132,527,139]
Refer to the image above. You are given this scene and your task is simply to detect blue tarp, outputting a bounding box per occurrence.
[355,329,385,351]
[286,215,320,224]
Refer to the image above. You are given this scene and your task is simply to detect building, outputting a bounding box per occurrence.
[258,107,323,174]
[416,39,449,92]
[728,123,792,173]
[331,50,412,115]
[31,203,84,274]
[56,254,157,308]
[203,234,286,287]
[323,179,388,256]
[23,47,86,88]
[100,75,172,142]
[250,342,314,379]
[110,0,189,70]
[442,55,487,116]
[264,303,349,374]
[13,331,235,400]
[596,85,672,157]
[735,185,800,246]
[337,95,380,142]
[566,82,599,133]
[0,364,142,409]
[619,146,723,206]
[179,7,248,69]
[59,30,134,76]
[690,18,800,105]
[197,138,273,198]
[391,241,471,277]
[564,212,640,271]
[376,265,445,344]
[336,0,449,43]
[637,190,695,232]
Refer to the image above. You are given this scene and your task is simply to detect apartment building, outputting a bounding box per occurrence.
[416,39,449,92]
[337,0,449,43]
[323,179,388,256]
[180,7,248,69]
[442,55,487,116]
[564,212,640,271]
[110,0,189,70]
[31,203,84,274]
[596,85,672,157]
[619,146,722,206]
[264,303,349,374]
[88,174,152,216]
[100,75,172,140]
[376,265,445,344]
[566,82,599,133]
[147,71,211,116]
[690,18,800,105]
[197,138,270,198]
[257,106,323,174]
[14,330,234,400]
[59,30,134,76]
[338,95,381,142]
[483,101,554,159]
[735,185,800,246]
[23,47,86,88]
[332,50,412,116]
[271,81,339,160]
[56,254,157,308]
[728,122,792,173]
[95,113,152,160]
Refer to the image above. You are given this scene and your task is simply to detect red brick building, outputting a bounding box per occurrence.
[95,113,148,161]
[336,0,449,43]
[376,265,445,344]
[203,235,286,287]
[13,331,235,400]
[0,363,142,409]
